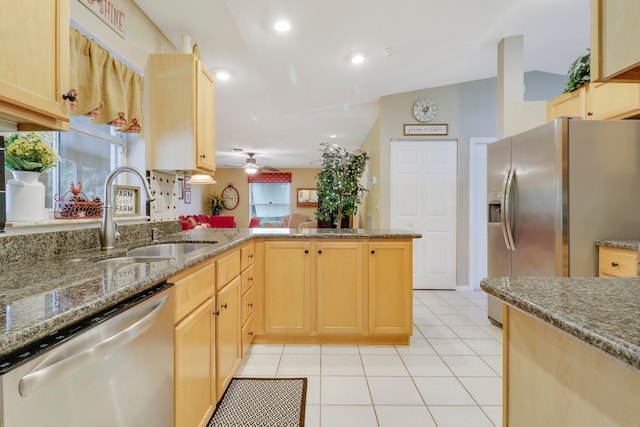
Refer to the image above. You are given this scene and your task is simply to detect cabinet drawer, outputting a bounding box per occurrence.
[599,247,638,277]
[241,286,255,325]
[172,261,215,323]
[241,244,255,271]
[216,250,240,290]
[241,265,254,295]
[241,314,254,356]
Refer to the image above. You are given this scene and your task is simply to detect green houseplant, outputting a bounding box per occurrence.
[315,142,369,229]
[564,50,590,93]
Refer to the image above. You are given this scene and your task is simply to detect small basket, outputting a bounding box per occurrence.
[54,191,104,219]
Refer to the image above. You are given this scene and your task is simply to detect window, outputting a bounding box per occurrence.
[249,183,290,223]
[2,116,125,213]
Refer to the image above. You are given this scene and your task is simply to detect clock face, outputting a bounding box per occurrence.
[413,98,438,123]
[221,185,239,210]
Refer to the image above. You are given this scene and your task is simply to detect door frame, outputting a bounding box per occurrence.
[467,137,496,290]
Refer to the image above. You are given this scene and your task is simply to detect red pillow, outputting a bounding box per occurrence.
[186,216,197,228]
[195,214,209,223]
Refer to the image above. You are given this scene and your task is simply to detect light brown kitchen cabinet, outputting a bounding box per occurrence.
[598,246,638,277]
[591,0,640,82]
[240,242,256,355]
[546,82,640,121]
[216,275,241,397]
[0,0,70,131]
[546,85,587,121]
[368,241,413,336]
[263,241,312,335]
[148,54,216,173]
[316,241,364,335]
[171,260,216,427]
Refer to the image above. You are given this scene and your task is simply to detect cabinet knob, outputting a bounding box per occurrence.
[304,250,309,254]
[62,90,77,102]
[318,250,322,254]
[212,310,220,316]
[248,303,253,308]
[248,331,254,336]
[612,262,619,267]
[199,154,206,159]
[249,276,253,281]
[371,250,375,254]
[587,112,593,116]
[249,254,253,259]
[221,303,228,309]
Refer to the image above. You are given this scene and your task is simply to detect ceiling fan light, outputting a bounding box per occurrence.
[187,174,217,184]
[245,166,259,174]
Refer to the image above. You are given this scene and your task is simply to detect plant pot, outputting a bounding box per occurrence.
[7,171,45,222]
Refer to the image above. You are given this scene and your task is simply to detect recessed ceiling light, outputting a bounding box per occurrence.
[274,20,291,33]
[349,52,366,65]
[213,69,232,81]
[329,134,338,139]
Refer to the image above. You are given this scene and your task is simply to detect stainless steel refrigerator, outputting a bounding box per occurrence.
[487,117,640,324]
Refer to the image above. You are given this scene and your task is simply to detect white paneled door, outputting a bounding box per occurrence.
[390,140,457,289]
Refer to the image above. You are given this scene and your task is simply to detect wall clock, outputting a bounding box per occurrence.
[413,98,438,123]
[221,184,239,210]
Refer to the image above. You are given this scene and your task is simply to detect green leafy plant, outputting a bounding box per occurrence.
[315,142,369,229]
[4,132,58,172]
[209,192,224,215]
[564,50,590,93]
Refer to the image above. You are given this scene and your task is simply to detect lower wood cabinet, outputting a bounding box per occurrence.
[261,239,412,344]
[215,254,242,398]
[598,246,639,277]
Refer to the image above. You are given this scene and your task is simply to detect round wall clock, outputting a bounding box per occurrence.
[221,184,239,210]
[413,98,438,123]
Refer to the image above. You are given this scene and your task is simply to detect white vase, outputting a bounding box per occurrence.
[179,34,192,53]
[7,171,45,222]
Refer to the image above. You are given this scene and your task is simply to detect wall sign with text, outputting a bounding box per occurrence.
[114,185,139,216]
[403,124,448,136]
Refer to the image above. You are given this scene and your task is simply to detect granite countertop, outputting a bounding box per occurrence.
[595,240,640,251]
[0,228,420,361]
[481,276,640,371]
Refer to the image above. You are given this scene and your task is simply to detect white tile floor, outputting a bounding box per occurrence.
[235,289,503,427]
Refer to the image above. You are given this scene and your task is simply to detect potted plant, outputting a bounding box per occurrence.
[564,49,590,93]
[209,192,224,216]
[315,142,369,229]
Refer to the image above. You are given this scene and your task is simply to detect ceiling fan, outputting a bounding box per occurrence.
[225,152,279,174]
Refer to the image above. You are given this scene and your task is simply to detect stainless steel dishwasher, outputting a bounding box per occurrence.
[0,283,174,427]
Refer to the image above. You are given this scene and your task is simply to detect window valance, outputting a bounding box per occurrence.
[247,172,292,183]
[69,28,143,133]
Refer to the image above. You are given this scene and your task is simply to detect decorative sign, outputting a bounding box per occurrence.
[403,124,448,136]
[297,188,319,208]
[78,0,126,38]
[114,185,139,216]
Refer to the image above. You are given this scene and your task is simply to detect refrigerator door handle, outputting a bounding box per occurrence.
[499,169,512,250]
[504,168,516,251]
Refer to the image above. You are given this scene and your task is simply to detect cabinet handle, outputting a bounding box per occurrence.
[212,310,220,316]
[62,90,77,102]
[612,262,619,267]
[371,250,375,254]
[304,250,309,254]
[221,303,228,309]
[248,303,253,308]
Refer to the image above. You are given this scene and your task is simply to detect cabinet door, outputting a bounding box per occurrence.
[0,0,69,130]
[587,82,640,119]
[545,85,587,121]
[316,242,364,335]
[196,63,216,172]
[368,241,413,335]
[175,298,216,427]
[264,241,311,334]
[216,276,241,397]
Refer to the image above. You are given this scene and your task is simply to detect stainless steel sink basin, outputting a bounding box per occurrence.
[126,243,213,258]
[96,256,174,264]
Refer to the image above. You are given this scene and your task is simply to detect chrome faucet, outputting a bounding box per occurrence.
[100,166,155,250]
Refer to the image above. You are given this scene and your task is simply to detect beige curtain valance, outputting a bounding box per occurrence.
[69,28,143,133]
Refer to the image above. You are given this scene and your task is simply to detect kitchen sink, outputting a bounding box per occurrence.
[95,256,174,264]
[126,243,213,258]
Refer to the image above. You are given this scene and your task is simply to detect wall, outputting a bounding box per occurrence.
[365,71,567,287]
[189,168,321,227]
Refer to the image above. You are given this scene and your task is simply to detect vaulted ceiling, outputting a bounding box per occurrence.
[133,0,590,169]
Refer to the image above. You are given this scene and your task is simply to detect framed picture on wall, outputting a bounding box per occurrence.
[297,188,319,208]
[184,177,191,190]
[177,177,184,199]
[184,190,191,204]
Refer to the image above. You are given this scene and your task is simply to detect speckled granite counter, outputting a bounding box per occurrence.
[595,239,640,251]
[481,276,640,370]
[0,227,420,361]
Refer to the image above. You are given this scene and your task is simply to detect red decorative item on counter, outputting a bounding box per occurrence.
[54,182,104,219]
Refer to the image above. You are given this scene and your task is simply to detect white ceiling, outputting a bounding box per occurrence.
[133,0,590,169]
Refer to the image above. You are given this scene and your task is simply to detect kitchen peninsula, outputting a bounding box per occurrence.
[481,276,640,426]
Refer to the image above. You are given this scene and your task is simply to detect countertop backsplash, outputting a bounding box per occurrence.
[0,220,182,266]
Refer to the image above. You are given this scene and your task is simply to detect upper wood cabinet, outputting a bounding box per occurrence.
[546,82,640,121]
[148,54,216,173]
[591,0,640,82]
[0,0,70,131]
